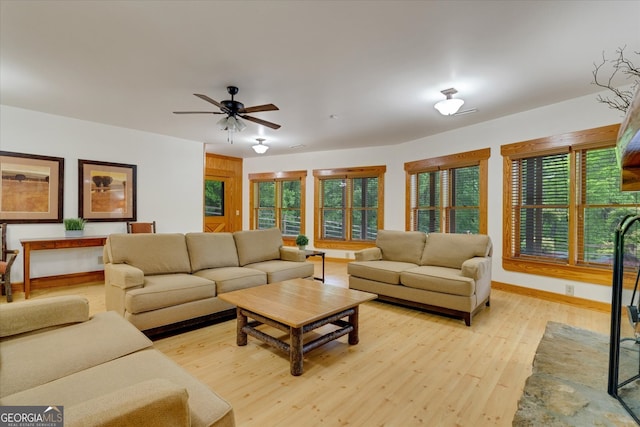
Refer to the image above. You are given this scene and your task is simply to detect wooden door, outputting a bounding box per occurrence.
[204,153,242,232]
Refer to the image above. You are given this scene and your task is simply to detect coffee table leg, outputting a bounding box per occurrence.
[237,308,248,346]
[290,326,304,376]
[348,306,359,345]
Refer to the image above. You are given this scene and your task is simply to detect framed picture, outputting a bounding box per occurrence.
[0,151,64,223]
[78,159,137,222]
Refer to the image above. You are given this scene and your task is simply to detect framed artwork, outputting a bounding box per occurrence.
[78,159,137,222]
[0,151,64,223]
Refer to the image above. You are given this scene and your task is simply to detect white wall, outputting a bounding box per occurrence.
[1,105,204,282]
[244,91,631,304]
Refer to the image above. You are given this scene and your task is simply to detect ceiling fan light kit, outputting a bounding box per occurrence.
[252,138,269,154]
[174,85,280,147]
[435,88,465,116]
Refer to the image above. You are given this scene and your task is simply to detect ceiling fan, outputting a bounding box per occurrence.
[173,86,281,130]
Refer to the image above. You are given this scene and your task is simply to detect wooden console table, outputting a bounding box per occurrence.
[20,235,107,299]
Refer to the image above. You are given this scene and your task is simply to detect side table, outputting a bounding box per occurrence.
[303,250,325,283]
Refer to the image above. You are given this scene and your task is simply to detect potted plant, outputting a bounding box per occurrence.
[64,218,85,237]
[295,234,309,250]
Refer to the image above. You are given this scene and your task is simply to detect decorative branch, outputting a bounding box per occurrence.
[592,46,640,114]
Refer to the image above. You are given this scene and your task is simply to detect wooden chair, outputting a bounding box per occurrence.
[1,223,19,302]
[127,221,157,234]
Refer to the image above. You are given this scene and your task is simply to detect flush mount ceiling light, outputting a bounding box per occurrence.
[434,88,465,116]
[252,138,269,154]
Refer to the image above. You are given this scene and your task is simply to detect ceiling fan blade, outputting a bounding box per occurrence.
[239,103,279,114]
[173,111,223,114]
[240,114,281,130]
[194,94,224,109]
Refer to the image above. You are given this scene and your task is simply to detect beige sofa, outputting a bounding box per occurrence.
[348,230,492,326]
[0,295,235,427]
[104,228,314,335]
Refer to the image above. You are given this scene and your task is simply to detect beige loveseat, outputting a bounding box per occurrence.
[348,230,492,326]
[104,228,314,334]
[0,296,235,427]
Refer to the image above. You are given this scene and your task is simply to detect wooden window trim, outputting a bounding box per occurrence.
[313,166,386,250]
[405,148,490,233]
[501,124,638,286]
[249,170,307,243]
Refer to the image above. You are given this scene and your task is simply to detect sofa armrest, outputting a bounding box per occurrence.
[354,247,382,262]
[280,246,306,262]
[0,295,89,338]
[106,263,145,290]
[461,257,491,280]
[66,379,190,427]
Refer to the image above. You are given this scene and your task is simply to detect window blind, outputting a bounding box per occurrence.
[512,153,569,261]
[321,178,347,239]
[256,181,276,229]
[280,180,301,236]
[449,165,479,234]
[412,170,440,232]
[579,146,640,267]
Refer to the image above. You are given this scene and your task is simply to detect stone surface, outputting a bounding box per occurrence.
[513,321,639,426]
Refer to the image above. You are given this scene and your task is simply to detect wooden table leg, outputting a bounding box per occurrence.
[290,326,304,376]
[23,243,31,299]
[237,308,248,346]
[348,305,359,345]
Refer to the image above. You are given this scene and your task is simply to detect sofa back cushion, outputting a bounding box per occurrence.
[107,233,191,275]
[0,296,89,338]
[421,233,492,269]
[233,228,282,266]
[186,232,239,271]
[376,230,426,265]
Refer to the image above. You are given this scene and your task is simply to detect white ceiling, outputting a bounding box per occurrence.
[1,1,639,158]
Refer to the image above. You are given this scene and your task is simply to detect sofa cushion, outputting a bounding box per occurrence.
[64,379,190,427]
[125,274,216,314]
[420,233,492,269]
[0,311,152,398]
[233,228,282,266]
[186,232,240,271]
[246,260,314,283]
[348,260,418,285]
[355,247,382,262]
[107,233,192,275]
[0,295,89,338]
[376,230,426,264]
[401,266,475,297]
[194,267,266,294]
[1,349,235,427]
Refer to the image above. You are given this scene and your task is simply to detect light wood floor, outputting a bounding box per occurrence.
[5,260,616,426]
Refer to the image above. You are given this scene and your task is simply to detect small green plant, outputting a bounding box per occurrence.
[295,234,309,247]
[64,218,85,231]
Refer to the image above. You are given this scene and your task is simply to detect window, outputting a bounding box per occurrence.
[313,166,385,249]
[502,124,639,285]
[204,179,224,217]
[405,148,490,234]
[249,170,306,239]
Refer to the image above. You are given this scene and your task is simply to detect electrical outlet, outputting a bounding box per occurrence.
[565,284,574,296]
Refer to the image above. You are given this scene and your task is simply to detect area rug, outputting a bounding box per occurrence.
[513,321,639,426]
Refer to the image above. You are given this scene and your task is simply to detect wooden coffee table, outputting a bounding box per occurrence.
[218,278,377,376]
